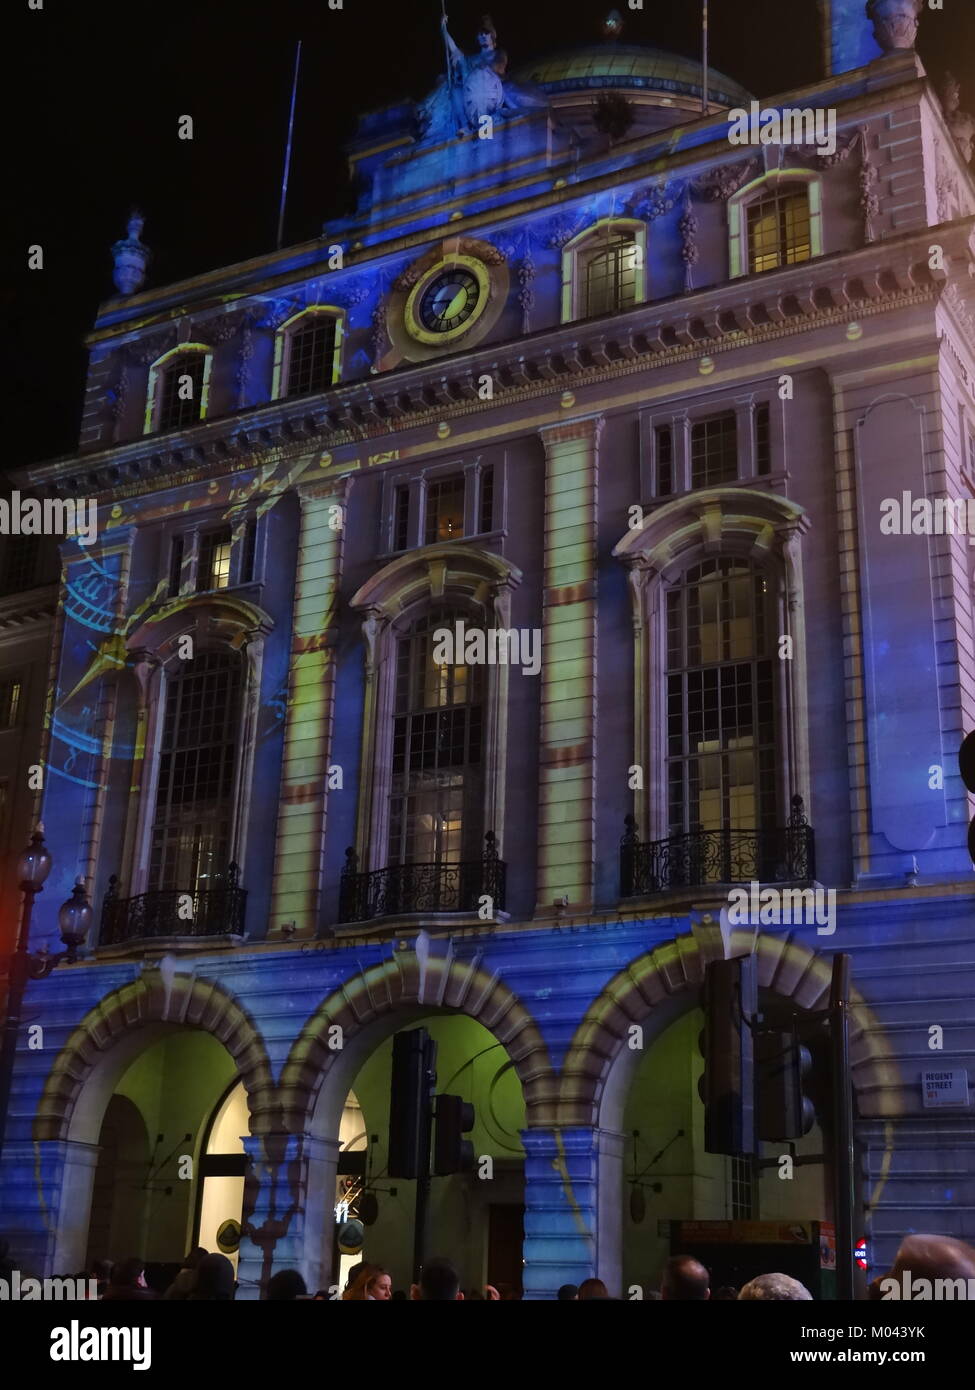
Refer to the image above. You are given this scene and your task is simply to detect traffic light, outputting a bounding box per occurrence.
[959,731,975,863]
[388,1028,437,1179]
[697,955,757,1156]
[433,1094,475,1176]
[756,1031,815,1141]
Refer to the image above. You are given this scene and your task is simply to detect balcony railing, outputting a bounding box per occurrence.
[620,797,815,897]
[99,863,247,945]
[338,833,506,924]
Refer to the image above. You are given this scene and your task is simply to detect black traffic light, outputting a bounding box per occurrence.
[697,955,757,1156]
[433,1094,475,1176]
[388,1028,437,1179]
[756,1030,815,1141]
[959,731,975,864]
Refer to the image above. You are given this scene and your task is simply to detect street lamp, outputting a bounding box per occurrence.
[0,829,91,1162]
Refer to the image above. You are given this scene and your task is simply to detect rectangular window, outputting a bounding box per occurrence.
[240,518,257,584]
[729,1155,754,1221]
[286,318,338,397]
[691,413,738,488]
[585,235,639,316]
[425,475,466,545]
[747,190,812,274]
[479,466,494,534]
[1,536,37,594]
[755,403,771,477]
[0,679,22,729]
[198,529,232,592]
[168,535,185,598]
[394,485,411,552]
[158,356,206,432]
[655,425,674,497]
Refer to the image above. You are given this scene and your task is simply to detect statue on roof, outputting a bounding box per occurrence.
[416,12,547,141]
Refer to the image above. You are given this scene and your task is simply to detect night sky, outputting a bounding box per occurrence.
[9,0,974,471]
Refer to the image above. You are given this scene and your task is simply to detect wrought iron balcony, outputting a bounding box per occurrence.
[99,863,247,945]
[620,797,815,897]
[338,833,506,924]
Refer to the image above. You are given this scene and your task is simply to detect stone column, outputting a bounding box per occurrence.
[535,418,602,914]
[268,479,348,937]
[0,1138,101,1278]
[521,1128,598,1299]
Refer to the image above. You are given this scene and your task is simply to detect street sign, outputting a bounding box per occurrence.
[921,1068,970,1108]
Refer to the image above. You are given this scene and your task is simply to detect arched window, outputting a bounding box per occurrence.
[144,346,212,434]
[665,558,776,860]
[148,650,243,892]
[561,219,648,322]
[272,308,344,399]
[728,172,823,279]
[388,608,484,880]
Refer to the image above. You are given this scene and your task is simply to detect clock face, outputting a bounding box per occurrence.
[418,268,481,334]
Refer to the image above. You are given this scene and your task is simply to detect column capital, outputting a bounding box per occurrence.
[538,414,605,449]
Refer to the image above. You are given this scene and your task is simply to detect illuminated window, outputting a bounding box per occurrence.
[665,559,777,865]
[388,610,484,875]
[286,316,338,397]
[746,188,812,273]
[425,475,466,544]
[0,679,22,729]
[691,413,738,488]
[157,354,207,432]
[198,529,232,592]
[148,651,241,891]
[583,232,639,316]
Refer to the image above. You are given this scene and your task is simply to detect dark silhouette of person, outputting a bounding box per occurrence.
[661,1256,710,1301]
[188,1252,236,1301]
[410,1257,464,1301]
[266,1268,308,1300]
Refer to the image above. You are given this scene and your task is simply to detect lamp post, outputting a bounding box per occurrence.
[0,829,91,1162]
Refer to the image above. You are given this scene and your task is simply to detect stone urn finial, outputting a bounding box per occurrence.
[110,209,150,296]
[866,0,923,55]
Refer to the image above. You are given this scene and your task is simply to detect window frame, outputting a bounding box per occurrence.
[271,306,345,401]
[384,459,503,555]
[727,170,823,280]
[560,217,649,323]
[144,344,214,435]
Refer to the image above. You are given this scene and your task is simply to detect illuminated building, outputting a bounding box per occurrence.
[2,0,975,1298]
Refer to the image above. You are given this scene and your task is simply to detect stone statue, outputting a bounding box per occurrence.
[940,72,975,166]
[866,0,923,54]
[111,210,150,296]
[416,13,547,140]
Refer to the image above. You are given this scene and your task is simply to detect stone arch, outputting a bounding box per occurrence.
[280,946,557,1136]
[557,919,900,1129]
[34,970,275,1144]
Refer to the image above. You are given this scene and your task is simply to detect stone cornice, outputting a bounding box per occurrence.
[21,222,971,504]
[0,582,58,632]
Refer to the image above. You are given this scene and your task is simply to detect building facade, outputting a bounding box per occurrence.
[2,0,975,1298]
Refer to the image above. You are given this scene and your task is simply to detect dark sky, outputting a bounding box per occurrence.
[9,0,973,469]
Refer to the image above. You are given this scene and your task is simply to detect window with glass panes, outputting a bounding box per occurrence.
[0,679,21,728]
[148,651,241,891]
[583,233,639,316]
[197,529,232,591]
[158,355,206,432]
[425,475,466,544]
[747,188,812,273]
[1,537,37,594]
[655,425,674,496]
[665,559,777,866]
[691,413,738,488]
[755,403,771,476]
[729,1154,755,1220]
[285,316,337,397]
[388,610,483,875]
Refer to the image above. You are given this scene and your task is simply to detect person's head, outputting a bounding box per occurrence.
[577,1278,609,1300]
[557,1283,578,1301]
[738,1273,813,1301]
[712,1285,739,1301]
[266,1268,308,1301]
[111,1257,146,1289]
[343,1264,391,1301]
[888,1234,975,1288]
[182,1246,207,1270]
[411,1256,464,1301]
[367,1269,392,1301]
[391,1288,407,1301]
[661,1256,710,1301]
[191,1253,236,1301]
[344,1261,364,1291]
[477,16,497,50]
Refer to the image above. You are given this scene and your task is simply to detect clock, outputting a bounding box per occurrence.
[404,255,491,346]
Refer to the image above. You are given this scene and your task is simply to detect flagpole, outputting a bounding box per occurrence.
[702,1,708,114]
[276,39,303,251]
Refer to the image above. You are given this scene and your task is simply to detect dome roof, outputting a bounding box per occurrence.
[519,42,753,109]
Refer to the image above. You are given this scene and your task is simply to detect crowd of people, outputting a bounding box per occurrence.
[4,1232,974,1301]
